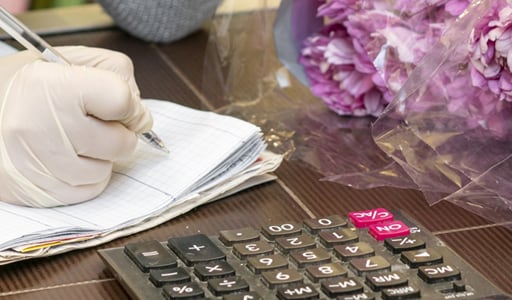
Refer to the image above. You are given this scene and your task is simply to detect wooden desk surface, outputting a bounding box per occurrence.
[0,12,511,300]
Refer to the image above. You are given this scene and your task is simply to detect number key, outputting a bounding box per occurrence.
[233,240,273,259]
[303,215,347,233]
[261,269,303,288]
[275,234,316,253]
[306,262,348,283]
[247,254,288,274]
[334,242,375,261]
[319,228,359,247]
[290,247,331,268]
[261,221,302,240]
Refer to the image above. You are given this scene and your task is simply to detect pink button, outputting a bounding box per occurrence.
[369,220,410,241]
[348,208,394,228]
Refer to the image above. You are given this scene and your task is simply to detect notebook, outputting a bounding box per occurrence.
[0,99,282,265]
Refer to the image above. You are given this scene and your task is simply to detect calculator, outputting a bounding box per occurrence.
[98,208,510,299]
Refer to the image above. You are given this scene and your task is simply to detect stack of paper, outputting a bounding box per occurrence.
[0,99,282,264]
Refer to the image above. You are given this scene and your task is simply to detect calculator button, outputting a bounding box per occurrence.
[319,228,359,247]
[337,292,375,300]
[381,285,421,300]
[401,248,443,268]
[223,292,262,299]
[290,247,331,268]
[321,277,364,297]
[365,271,408,291]
[99,210,507,300]
[418,263,461,283]
[124,240,178,272]
[334,242,375,261]
[162,282,204,299]
[452,281,466,292]
[261,222,302,240]
[207,276,249,296]
[233,240,274,259]
[275,234,316,253]
[277,283,319,300]
[368,220,410,241]
[194,260,235,281]
[305,262,348,283]
[247,254,288,274]
[167,234,225,266]
[349,208,393,228]
[349,256,391,275]
[219,227,260,246]
[261,269,303,288]
[384,235,426,253]
[303,215,347,233]
[149,267,190,287]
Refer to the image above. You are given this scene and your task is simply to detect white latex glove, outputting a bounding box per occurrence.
[0,46,153,207]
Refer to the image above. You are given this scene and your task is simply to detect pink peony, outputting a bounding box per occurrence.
[469,1,512,102]
[300,24,387,116]
[299,0,474,117]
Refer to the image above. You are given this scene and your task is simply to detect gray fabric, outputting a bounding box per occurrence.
[96,0,220,43]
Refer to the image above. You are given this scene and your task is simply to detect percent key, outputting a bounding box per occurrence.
[163,282,204,299]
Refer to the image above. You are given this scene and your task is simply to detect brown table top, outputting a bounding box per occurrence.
[0,10,511,300]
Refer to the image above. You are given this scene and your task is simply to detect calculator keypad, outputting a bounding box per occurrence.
[99,208,507,299]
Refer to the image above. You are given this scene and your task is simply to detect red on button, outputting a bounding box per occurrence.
[348,208,394,228]
[369,220,410,241]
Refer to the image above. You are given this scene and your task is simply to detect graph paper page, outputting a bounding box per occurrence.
[0,99,263,250]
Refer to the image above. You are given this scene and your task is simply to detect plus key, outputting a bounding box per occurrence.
[167,234,226,266]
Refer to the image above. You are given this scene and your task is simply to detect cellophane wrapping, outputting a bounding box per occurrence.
[202,0,512,225]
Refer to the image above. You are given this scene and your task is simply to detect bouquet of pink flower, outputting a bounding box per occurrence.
[299,0,512,122]
[272,0,512,224]
[202,0,512,224]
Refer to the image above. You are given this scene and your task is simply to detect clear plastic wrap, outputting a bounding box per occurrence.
[203,0,512,225]
[371,0,512,223]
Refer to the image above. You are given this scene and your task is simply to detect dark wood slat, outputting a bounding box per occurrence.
[275,162,491,231]
[0,280,128,300]
[438,225,512,294]
[41,30,204,108]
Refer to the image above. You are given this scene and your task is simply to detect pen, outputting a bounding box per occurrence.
[0,6,169,153]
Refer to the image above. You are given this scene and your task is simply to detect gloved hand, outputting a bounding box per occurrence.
[0,46,153,207]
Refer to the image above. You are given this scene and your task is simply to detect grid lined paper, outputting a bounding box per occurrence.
[0,100,265,251]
